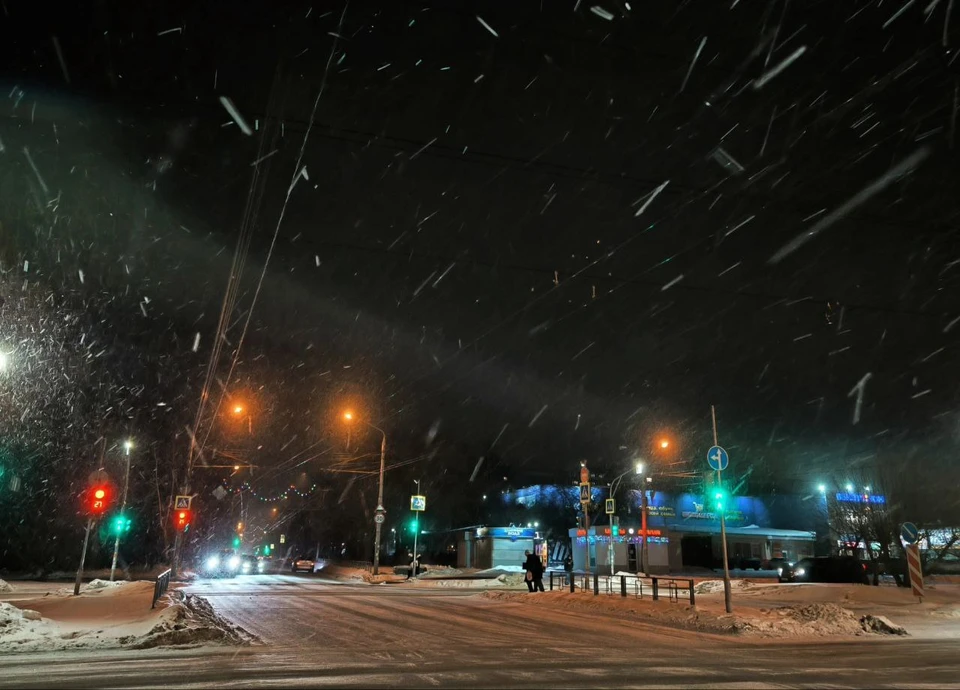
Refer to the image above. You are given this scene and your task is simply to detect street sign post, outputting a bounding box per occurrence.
[374,513,385,524]
[579,483,591,504]
[906,543,924,601]
[900,522,920,546]
[410,495,426,512]
[709,407,733,614]
[174,495,193,510]
[605,498,615,514]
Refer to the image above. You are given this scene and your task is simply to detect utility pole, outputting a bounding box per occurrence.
[110,440,133,582]
[74,518,94,596]
[713,405,733,614]
[373,432,386,575]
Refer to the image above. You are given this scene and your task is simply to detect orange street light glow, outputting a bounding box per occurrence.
[233,405,245,415]
[659,439,670,449]
[343,411,354,421]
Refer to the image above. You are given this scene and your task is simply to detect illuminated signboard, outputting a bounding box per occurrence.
[835,492,886,504]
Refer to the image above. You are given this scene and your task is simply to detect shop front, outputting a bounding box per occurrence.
[457,527,539,570]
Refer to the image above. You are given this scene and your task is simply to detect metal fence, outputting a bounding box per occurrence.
[548,571,695,606]
[152,568,171,609]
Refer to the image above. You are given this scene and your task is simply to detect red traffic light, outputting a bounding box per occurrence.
[89,485,110,515]
[174,509,192,532]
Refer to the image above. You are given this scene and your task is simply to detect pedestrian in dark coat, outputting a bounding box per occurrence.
[523,550,545,592]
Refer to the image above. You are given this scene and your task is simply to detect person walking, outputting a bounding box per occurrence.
[523,550,545,593]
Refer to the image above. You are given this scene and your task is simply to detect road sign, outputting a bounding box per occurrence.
[900,522,920,546]
[174,495,193,510]
[579,483,591,504]
[376,504,385,513]
[707,445,729,471]
[605,498,615,514]
[374,513,385,524]
[410,495,426,512]
[906,543,924,600]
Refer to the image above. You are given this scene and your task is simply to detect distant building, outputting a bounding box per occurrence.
[503,485,826,572]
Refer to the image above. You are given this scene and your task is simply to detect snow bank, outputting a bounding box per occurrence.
[85,579,127,592]
[0,602,59,650]
[694,579,754,595]
[860,614,908,635]
[0,580,13,593]
[479,590,910,639]
[125,590,257,649]
[0,582,255,652]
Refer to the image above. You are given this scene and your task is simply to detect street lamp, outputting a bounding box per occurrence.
[343,411,388,576]
[110,439,134,582]
[818,484,826,494]
[658,439,669,449]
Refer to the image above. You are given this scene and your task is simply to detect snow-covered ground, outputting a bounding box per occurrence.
[0,580,256,653]
[482,579,960,640]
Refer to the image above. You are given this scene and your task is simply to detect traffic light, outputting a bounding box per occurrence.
[263,544,271,555]
[712,488,728,512]
[112,514,132,535]
[232,536,241,548]
[408,518,418,533]
[174,509,192,532]
[89,485,110,516]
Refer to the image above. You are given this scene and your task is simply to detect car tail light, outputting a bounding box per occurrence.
[862,564,867,571]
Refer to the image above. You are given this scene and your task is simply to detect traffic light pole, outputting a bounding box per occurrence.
[74,517,94,596]
[110,448,132,582]
[712,405,733,614]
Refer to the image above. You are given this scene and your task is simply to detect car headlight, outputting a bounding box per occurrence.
[257,562,265,572]
[206,556,220,569]
[242,561,251,571]
[777,567,783,576]
[796,568,805,576]
[787,562,794,567]
[229,556,241,569]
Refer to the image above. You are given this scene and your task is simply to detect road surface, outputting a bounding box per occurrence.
[1,574,958,688]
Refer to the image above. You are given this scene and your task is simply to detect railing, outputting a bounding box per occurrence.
[548,571,695,606]
[152,568,171,609]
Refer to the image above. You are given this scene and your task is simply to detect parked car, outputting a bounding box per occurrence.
[291,555,317,573]
[778,556,869,584]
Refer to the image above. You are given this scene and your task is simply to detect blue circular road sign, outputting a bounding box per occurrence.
[900,522,919,545]
[707,445,729,471]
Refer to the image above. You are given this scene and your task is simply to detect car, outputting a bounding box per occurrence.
[763,557,791,571]
[778,556,869,584]
[291,555,317,573]
[202,549,244,578]
[239,554,265,575]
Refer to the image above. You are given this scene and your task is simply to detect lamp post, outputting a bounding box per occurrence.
[608,462,645,576]
[343,411,387,575]
[109,439,134,582]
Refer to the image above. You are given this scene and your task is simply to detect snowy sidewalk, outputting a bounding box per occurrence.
[0,579,256,653]
[483,579,960,640]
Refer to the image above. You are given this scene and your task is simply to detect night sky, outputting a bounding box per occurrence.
[2,0,960,562]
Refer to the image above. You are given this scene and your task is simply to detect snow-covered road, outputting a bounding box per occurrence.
[1,575,958,688]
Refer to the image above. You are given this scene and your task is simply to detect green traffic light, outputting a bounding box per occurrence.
[233,537,241,548]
